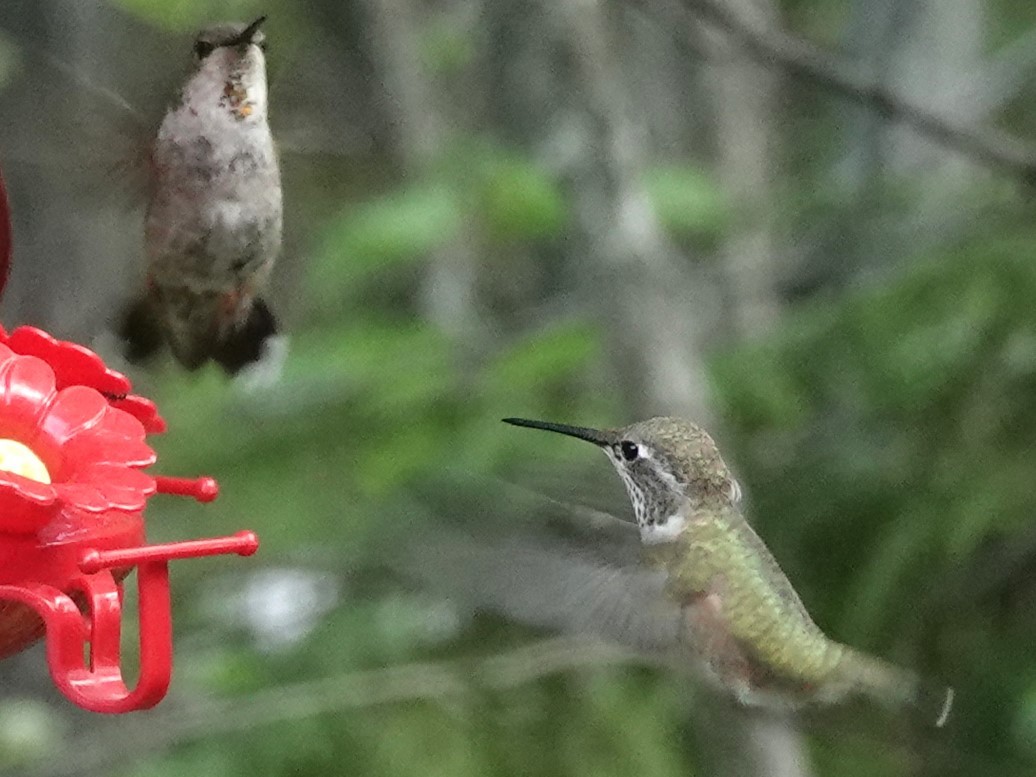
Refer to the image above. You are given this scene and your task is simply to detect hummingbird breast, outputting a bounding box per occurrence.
[650,503,844,697]
[146,106,282,288]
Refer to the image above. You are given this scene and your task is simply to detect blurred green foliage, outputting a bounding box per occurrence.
[644,165,729,241]
[111,0,268,30]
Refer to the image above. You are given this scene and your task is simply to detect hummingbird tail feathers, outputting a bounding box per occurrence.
[212,297,278,375]
[118,294,165,365]
[920,683,955,729]
[117,294,279,375]
[838,648,953,728]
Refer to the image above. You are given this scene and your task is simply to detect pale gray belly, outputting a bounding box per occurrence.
[145,139,282,288]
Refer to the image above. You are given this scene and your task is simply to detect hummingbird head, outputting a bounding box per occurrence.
[503,416,741,543]
[181,16,270,122]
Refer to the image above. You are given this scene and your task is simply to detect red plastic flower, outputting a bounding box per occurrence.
[0,326,166,434]
[0,343,156,534]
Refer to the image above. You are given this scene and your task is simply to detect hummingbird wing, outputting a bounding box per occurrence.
[400,531,684,653]
[396,473,643,565]
[385,472,682,652]
[12,47,162,208]
[497,480,644,568]
[498,460,637,525]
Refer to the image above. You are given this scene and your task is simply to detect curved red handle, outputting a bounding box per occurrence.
[0,567,170,713]
[0,531,258,713]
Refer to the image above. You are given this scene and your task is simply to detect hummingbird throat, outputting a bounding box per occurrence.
[221,75,259,121]
[604,449,688,544]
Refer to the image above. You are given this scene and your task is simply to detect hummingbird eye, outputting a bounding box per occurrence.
[619,441,640,462]
[194,40,216,59]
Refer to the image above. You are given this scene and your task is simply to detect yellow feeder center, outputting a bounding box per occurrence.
[0,438,51,483]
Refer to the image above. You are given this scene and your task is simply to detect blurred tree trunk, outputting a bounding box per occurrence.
[361,0,483,343]
[840,0,904,190]
[803,0,987,289]
[838,0,986,277]
[541,0,711,420]
[821,0,905,285]
[883,0,985,185]
[624,7,698,156]
[703,0,782,337]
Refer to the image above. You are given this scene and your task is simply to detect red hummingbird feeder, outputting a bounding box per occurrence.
[0,169,259,713]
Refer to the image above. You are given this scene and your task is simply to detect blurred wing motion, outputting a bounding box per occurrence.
[404,532,683,654]
[10,48,165,206]
[386,474,682,653]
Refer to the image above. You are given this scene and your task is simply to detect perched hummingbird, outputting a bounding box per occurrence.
[473,416,953,725]
[119,16,282,374]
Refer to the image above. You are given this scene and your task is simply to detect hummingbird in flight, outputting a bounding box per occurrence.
[420,416,953,725]
[119,16,282,374]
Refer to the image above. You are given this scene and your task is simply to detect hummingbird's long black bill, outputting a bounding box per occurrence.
[502,418,613,447]
[231,15,268,47]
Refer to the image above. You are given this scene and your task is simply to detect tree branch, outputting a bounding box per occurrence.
[971,25,1036,118]
[632,0,1036,183]
[14,637,639,777]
